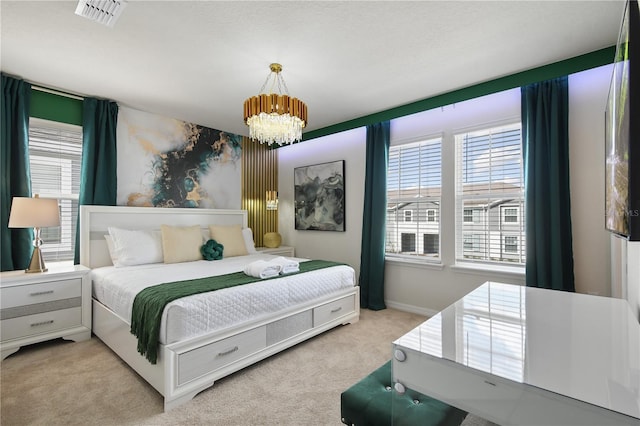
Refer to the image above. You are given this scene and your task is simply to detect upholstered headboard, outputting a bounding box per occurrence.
[79,206,248,269]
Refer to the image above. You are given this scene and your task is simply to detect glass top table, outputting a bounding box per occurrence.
[392,282,640,425]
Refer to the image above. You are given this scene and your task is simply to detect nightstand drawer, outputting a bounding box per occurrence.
[0,278,82,309]
[1,307,82,341]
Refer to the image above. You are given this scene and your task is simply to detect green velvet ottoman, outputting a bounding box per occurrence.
[341,361,467,426]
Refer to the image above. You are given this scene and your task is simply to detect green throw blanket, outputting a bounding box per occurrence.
[131,259,346,364]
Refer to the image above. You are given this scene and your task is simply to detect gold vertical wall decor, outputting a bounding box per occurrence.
[241,137,278,248]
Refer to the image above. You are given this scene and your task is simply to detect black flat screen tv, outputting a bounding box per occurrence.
[605,0,640,240]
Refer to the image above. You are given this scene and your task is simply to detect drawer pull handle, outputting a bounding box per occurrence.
[484,380,497,387]
[330,307,342,313]
[30,290,54,296]
[30,320,54,327]
[217,346,239,357]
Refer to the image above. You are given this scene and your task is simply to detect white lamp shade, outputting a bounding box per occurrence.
[8,197,60,228]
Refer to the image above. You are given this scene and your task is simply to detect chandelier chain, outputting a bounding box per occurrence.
[258,71,290,96]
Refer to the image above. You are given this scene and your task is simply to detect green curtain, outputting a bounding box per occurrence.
[74,97,118,264]
[359,121,390,310]
[521,76,575,292]
[1,74,33,271]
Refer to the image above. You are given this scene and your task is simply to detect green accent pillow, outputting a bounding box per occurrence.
[201,239,224,261]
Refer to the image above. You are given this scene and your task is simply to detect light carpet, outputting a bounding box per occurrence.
[1,308,495,426]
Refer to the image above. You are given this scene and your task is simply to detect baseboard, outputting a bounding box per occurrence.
[384,300,439,318]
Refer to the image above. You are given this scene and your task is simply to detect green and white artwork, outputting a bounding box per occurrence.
[116,106,242,209]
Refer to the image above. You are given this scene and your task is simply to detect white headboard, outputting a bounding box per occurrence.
[80,206,248,269]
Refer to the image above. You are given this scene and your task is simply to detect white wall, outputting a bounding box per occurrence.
[568,64,614,297]
[278,65,614,315]
[277,128,366,278]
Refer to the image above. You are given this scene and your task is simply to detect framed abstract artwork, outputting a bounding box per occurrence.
[116,106,242,209]
[294,160,345,231]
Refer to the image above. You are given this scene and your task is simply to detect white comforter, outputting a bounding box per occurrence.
[91,254,356,345]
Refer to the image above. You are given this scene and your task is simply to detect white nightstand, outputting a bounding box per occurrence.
[0,263,91,360]
[256,246,295,257]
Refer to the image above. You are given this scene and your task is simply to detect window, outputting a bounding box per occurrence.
[463,208,474,223]
[401,233,416,252]
[502,207,519,223]
[404,210,413,222]
[463,233,482,253]
[423,234,439,254]
[455,123,525,265]
[386,137,442,259]
[504,236,518,253]
[28,119,83,262]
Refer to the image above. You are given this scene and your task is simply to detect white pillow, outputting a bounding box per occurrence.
[104,235,118,265]
[243,228,257,254]
[107,227,164,267]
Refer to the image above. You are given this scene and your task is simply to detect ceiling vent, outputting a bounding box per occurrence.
[75,0,127,27]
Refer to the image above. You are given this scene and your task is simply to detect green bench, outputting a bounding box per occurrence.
[341,361,468,426]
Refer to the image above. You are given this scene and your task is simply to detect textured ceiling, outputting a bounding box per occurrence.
[0,1,626,138]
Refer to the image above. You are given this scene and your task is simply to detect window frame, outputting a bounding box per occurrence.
[454,121,526,267]
[28,117,83,263]
[386,135,443,263]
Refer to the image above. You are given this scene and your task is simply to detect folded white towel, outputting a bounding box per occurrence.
[244,260,282,279]
[269,256,300,274]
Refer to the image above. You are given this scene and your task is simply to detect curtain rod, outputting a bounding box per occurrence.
[32,85,84,101]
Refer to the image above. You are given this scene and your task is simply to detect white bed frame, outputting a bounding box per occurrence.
[80,205,360,411]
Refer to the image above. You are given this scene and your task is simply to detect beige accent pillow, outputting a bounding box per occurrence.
[161,225,203,264]
[209,224,248,258]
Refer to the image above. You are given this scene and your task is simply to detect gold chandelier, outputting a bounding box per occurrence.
[243,63,307,146]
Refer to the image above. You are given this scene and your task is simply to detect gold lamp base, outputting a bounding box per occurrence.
[264,232,282,248]
[26,247,47,273]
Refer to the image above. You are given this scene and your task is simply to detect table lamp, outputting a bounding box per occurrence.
[8,195,61,273]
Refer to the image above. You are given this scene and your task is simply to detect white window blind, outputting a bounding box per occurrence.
[386,137,442,259]
[455,123,525,265]
[28,119,83,262]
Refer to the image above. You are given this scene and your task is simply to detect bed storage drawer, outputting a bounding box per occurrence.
[1,307,82,341]
[177,326,267,385]
[313,294,355,327]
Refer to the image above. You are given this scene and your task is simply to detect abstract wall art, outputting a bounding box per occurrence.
[294,160,345,231]
[116,106,242,209]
